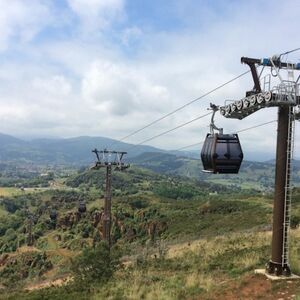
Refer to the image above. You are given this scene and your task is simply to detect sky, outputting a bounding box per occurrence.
[0,0,300,158]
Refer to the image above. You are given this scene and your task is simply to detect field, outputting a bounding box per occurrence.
[0,187,23,197]
[90,228,300,300]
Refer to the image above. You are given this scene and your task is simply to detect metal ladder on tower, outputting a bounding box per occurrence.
[282,105,295,268]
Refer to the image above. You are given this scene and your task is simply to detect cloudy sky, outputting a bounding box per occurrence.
[0,0,299,157]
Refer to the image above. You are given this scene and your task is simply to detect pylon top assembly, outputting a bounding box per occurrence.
[92,149,130,171]
[219,56,300,120]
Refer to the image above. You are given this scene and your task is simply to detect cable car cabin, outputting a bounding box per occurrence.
[201,133,243,174]
[50,209,57,221]
[78,202,87,213]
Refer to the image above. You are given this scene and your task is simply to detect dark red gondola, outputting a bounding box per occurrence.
[201,104,243,174]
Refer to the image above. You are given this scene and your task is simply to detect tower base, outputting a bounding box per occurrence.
[255,269,300,281]
[266,261,291,277]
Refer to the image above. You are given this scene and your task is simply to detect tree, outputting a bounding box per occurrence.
[71,242,121,287]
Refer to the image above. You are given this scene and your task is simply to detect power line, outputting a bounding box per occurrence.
[109,70,251,148]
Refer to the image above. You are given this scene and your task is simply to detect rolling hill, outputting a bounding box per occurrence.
[130,152,300,190]
[0,133,166,165]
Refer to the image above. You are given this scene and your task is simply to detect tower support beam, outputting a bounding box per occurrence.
[91,149,129,247]
[103,165,112,245]
[267,106,292,276]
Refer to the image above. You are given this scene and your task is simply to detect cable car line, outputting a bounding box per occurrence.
[126,111,213,150]
[176,120,277,152]
[235,119,277,134]
[108,70,251,149]
[132,119,278,166]
[279,47,300,58]
[176,141,204,151]
[108,47,298,151]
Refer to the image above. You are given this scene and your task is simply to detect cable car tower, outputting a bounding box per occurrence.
[202,54,300,276]
[91,149,130,246]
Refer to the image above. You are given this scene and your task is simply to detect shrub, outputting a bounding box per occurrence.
[291,215,300,229]
[71,242,121,288]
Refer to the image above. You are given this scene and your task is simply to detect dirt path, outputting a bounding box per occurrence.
[45,233,77,257]
[208,274,300,300]
[18,235,76,292]
[25,276,72,291]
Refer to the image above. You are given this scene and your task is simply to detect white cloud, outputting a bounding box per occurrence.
[82,60,171,116]
[0,0,300,158]
[0,0,51,50]
[67,0,125,30]
[32,76,72,98]
[121,26,142,46]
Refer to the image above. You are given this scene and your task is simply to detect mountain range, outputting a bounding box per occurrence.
[0,132,166,165]
[0,132,292,166]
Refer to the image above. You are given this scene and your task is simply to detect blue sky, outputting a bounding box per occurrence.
[0,0,299,159]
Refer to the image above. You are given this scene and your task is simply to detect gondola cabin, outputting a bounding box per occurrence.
[78,201,87,213]
[201,133,243,174]
[50,209,57,221]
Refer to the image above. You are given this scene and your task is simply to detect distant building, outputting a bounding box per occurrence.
[209,191,218,196]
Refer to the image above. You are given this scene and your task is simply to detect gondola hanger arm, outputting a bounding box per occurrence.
[209,103,223,134]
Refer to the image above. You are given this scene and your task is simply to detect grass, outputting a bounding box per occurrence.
[0,187,23,196]
[91,228,299,300]
[0,187,58,197]
[205,178,264,190]
[87,198,104,210]
[158,196,272,240]
[89,231,274,299]
[2,228,300,300]
[290,228,300,274]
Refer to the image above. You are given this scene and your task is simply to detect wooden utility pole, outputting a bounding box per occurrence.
[91,149,129,246]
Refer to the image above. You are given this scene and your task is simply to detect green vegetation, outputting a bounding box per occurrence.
[0,251,52,290]
[71,242,121,287]
[4,229,300,300]
[0,163,299,299]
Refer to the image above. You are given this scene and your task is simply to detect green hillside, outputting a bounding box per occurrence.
[0,165,299,299]
[131,152,300,190]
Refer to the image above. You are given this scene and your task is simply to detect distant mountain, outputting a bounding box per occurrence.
[0,133,166,165]
[264,158,300,168]
[170,149,277,163]
[130,152,300,189]
[0,133,26,145]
